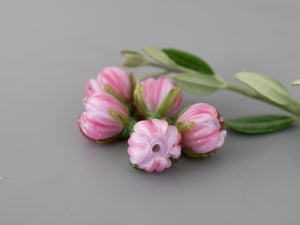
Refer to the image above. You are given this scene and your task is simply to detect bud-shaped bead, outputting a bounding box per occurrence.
[176,103,226,157]
[78,93,129,142]
[128,119,182,172]
[134,77,182,119]
[85,67,135,103]
[98,67,134,103]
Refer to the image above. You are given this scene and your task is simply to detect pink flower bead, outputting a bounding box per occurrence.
[85,67,133,103]
[98,67,133,102]
[128,119,182,172]
[85,79,103,98]
[176,103,226,155]
[78,93,129,142]
[138,77,182,118]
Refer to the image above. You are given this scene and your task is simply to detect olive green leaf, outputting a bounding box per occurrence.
[175,121,195,136]
[162,48,214,75]
[182,148,215,158]
[235,72,297,105]
[142,47,176,67]
[172,73,223,96]
[225,114,294,134]
[156,86,182,117]
[291,79,300,86]
[103,85,124,103]
[109,108,129,126]
[121,50,146,67]
[129,161,142,171]
[133,81,148,117]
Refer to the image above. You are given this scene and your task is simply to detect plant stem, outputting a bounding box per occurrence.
[143,60,300,118]
[147,61,197,74]
[147,61,181,72]
[221,82,264,101]
[222,81,300,117]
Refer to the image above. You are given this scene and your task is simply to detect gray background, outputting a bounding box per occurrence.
[1,0,300,224]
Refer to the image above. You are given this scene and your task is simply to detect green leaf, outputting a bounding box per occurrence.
[170,157,179,164]
[133,81,148,118]
[121,50,146,67]
[172,73,223,96]
[156,86,182,117]
[96,134,120,144]
[176,105,190,120]
[142,47,176,67]
[128,73,136,99]
[225,115,294,134]
[162,48,214,75]
[235,72,295,105]
[103,85,123,103]
[129,161,141,171]
[291,79,300,86]
[182,148,215,158]
[109,108,129,126]
[175,121,195,136]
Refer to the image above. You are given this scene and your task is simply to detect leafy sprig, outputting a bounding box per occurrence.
[121,47,300,134]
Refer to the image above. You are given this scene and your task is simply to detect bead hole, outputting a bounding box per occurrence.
[152,144,161,153]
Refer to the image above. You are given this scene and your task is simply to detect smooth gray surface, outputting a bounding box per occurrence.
[1,1,300,224]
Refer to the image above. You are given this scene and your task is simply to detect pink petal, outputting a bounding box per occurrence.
[78,111,123,140]
[85,79,102,98]
[127,119,182,172]
[84,93,128,116]
[97,67,131,102]
[141,77,181,117]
